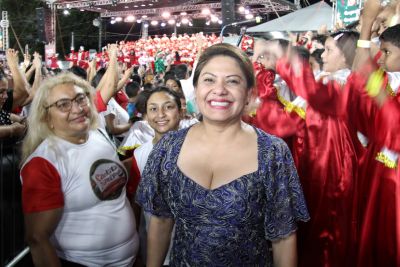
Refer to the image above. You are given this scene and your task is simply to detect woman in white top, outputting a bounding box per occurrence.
[20,73,138,267]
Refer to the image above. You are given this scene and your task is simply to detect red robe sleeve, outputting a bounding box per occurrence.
[254,65,302,138]
[276,57,349,117]
[375,94,400,151]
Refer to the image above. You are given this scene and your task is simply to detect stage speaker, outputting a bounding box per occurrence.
[36,8,47,43]
[221,0,236,25]
[222,0,240,34]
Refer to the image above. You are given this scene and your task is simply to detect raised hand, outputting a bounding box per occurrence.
[32,52,42,69]
[6,49,19,67]
[23,53,31,68]
[362,0,382,23]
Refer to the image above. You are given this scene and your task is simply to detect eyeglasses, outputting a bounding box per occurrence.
[45,92,90,112]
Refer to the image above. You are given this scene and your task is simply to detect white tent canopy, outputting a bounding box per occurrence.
[247,1,333,33]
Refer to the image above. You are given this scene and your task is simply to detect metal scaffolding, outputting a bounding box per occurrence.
[1,11,9,50]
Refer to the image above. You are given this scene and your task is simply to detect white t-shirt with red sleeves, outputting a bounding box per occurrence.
[20,130,139,267]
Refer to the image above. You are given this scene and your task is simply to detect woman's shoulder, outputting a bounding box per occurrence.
[157,127,190,148]
[22,138,57,167]
[255,127,288,148]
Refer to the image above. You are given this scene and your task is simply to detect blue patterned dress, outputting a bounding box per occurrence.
[136,126,309,266]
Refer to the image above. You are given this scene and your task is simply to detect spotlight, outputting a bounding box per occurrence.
[126,15,135,22]
[211,15,218,23]
[162,11,171,19]
[115,17,122,22]
[151,20,158,26]
[63,9,70,15]
[181,17,189,24]
[201,8,211,15]
[161,22,166,27]
[168,19,175,25]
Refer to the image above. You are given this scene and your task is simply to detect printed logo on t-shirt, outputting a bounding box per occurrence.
[89,159,127,200]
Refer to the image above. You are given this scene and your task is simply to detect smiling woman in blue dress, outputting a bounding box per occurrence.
[136,43,310,267]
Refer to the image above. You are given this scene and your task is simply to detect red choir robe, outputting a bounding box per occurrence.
[277,58,361,267]
[299,66,400,267]
[278,56,400,266]
[349,71,400,267]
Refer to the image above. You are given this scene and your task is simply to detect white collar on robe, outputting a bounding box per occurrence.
[316,68,351,86]
[386,71,400,94]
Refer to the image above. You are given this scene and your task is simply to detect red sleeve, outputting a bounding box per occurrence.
[375,95,400,150]
[126,155,141,199]
[254,65,302,138]
[115,90,129,110]
[276,57,349,116]
[95,90,107,112]
[254,65,277,101]
[345,72,379,138]
[21,157,64,213]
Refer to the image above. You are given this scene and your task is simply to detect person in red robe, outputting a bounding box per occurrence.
[66,48,78,66]
[251,38,304,151]
[77,46,89,69]
[347,3,400,264]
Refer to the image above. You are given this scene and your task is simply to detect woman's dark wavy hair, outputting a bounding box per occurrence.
[330,30,359,68]
[193,43,255,90]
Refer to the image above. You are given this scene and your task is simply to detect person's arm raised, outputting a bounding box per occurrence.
[87,59,97,83]
[6,49,30,110]
[22,52,42,105]
[96,44,118,104]
[352,0,381,71]
[117,66,133,91]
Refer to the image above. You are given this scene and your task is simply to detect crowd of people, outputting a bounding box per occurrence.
[62,33,221,71]
[0,0,399,265]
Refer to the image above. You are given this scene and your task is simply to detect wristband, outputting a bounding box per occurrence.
[357,40,371,48]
